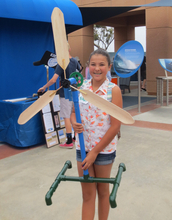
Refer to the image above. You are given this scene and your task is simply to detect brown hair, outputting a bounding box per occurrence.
[88,48,111,66]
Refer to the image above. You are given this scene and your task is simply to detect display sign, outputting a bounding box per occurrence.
[113,40,144,78]
[39,93,66,148]
[45,132,59,148]
[158,59,172,73]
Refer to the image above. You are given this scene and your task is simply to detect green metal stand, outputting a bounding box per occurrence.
[45,160,126,208]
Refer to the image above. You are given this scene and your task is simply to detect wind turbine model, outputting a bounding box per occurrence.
[18,7,134,208]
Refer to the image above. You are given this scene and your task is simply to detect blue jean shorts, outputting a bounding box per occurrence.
[76,150,116,165]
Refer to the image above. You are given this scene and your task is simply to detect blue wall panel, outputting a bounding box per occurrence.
[0,18,56,100]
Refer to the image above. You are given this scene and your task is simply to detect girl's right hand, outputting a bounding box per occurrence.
[72,122,84,133]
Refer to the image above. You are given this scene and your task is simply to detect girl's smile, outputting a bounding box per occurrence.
[93,72,101,75]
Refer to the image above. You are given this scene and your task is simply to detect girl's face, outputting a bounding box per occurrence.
[89,54,111,82]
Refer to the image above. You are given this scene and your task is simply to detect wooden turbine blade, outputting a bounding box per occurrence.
[18,91,56,125]
[51,7,69,71]
[81,89,134,125]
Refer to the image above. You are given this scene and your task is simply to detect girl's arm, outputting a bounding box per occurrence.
[82,85,123,170]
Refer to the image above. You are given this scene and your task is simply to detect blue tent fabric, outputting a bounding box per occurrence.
[0,0,82,100]
[0,18,56,100]
[0,0,83,25]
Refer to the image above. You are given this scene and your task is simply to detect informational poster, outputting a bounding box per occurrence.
[43,112,54,133]
[58,128,66,143]
[54,114,60,128]
[45,131,59,148]
[42,103,51,114]
[158,59,172,73]
[113,40,144,78]
[52,94,60,112]
[58,112,65,128]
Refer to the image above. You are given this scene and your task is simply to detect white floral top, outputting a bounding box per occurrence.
[75,78,118,154]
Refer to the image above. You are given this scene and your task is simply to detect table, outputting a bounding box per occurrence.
[156,76,172,106]
[111,76,120,86]
[0,98,45,147]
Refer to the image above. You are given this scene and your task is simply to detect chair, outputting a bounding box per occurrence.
[119,77,131,94]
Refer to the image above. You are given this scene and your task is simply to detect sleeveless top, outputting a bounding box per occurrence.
[75,78,118,154]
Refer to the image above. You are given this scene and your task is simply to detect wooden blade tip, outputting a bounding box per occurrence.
[123,117,135,125]
[17,117,26,125]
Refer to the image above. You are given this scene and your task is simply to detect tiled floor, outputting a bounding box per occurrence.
[0,143,43,160]
[127,101,172,131]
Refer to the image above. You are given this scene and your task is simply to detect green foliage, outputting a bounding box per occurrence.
[94,25,114,50]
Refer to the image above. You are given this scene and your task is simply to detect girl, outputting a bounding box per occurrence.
[70,48,122,220]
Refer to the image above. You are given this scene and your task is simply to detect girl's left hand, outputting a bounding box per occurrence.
[81,151,98,170]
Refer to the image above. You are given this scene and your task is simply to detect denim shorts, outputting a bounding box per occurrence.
[76,150,116,165]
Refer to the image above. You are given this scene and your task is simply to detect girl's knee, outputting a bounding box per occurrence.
[82,190,96,202]
[97,183,109,197]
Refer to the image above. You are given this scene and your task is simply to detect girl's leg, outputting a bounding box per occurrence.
[94,163,113,220]
[77,161,97,220]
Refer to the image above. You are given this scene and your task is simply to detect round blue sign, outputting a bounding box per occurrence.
[158,59,172,73]
[113,40,144,78]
